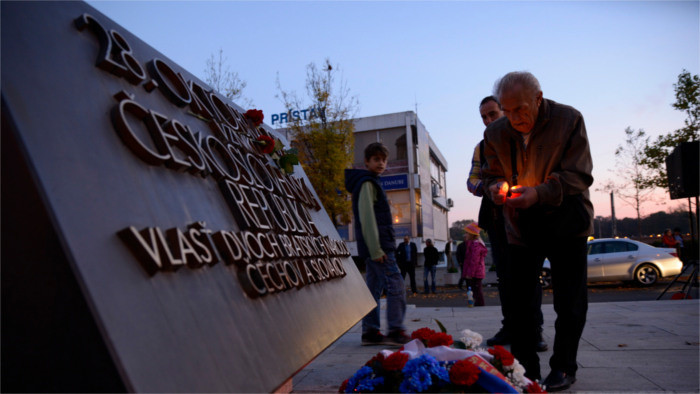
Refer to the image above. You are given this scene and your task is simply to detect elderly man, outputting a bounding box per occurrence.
[469,96,547,352]
[482,71,593,391]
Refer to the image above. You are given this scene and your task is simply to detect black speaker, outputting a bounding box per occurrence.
[666,141,699,200]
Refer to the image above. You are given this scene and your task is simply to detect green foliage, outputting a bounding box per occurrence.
[449,219,473,241]
[434,319,447,334]
[641,69,699,188]
[594,209,696,238]
[277,59,358,226]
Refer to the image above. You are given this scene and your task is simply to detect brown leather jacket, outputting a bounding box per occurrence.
[482,98,594,244]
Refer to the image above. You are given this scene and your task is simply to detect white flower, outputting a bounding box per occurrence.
[503,359,528,390]
[459,329,483,349]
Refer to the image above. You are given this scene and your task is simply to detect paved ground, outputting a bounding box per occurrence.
[292,299,699,393]
[290,265,699,392]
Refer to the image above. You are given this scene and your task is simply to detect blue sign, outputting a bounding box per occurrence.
[394,224,411,237]
[380,174,408,191]
[270,107,325,125]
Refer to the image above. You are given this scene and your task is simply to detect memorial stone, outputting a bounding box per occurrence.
[1,2,375,392]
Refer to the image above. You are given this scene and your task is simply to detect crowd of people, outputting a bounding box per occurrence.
[346,71,594,392]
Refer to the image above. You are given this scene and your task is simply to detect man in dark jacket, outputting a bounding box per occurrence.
[422,239,439,294]
[470,96,547,352]
[396,236,418,294]
[482,71,593,392]
[455,233,468,289]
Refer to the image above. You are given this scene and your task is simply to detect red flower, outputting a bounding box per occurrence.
[488,345,515,366]
[524,380,547,393]
[382,351,409,371]
[256,135,276,154]
[449,359,481,386]
[411,327,438,344]
[426,332,454,348]
[365,352,385,367]
[338,378,349,393]
[245,109,264,126]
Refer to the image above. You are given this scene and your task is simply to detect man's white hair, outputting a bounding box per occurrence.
[493,71,541,101]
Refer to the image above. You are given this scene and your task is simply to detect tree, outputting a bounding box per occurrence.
[449,219,473,242]
[276,59,358,226]
[610,127,659,238]
[204,48,253,108]
[641,69,699,188]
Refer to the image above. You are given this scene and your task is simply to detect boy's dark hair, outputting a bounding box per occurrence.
[364,142,389,161]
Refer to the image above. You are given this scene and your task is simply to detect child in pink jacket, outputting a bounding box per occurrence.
[462,222,488,306]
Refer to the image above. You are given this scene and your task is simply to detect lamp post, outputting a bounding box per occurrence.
[610,191,618,237]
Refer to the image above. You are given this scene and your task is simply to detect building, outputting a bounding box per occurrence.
[344,111,454,262]
[280,111,451,262]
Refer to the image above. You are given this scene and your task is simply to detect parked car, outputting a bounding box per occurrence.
[540,238,683,288]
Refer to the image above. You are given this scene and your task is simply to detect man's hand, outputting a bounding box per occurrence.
[489,182,509,205]
[505,185,538,209]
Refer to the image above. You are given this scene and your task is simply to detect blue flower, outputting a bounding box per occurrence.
[399,355,449,393]
[345,366,384,393]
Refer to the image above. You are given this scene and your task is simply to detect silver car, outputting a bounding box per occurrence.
[541,238,683,287]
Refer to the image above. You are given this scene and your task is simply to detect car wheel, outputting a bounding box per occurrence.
[634,263,659,286]
[540,268,552,289]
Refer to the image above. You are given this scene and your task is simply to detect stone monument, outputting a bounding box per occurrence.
[1,2,375,392]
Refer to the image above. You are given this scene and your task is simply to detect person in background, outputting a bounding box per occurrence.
[345,142,410,347]
[462,222,488,306]
[455,233,469,290]
[673,228,685,262]
[662,229,678,249]
[482,71,594,391]
[469,96,547,351]
[422,239,439,294]
[445,238,453,269]
[396,236,418,294]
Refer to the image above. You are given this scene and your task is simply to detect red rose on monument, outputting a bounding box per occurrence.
[382,351,409,371]
[255,135,276,154]
[245,109,264,126]
[449,359,481,386]
[488,345,515,367]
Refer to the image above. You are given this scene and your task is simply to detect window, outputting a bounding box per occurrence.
[429,155,445,199]
[588,243,604,255]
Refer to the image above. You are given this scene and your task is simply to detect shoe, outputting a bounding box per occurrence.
[536,340,548,352]
[542,370,576,392]
[486,328,510,346]
[385,330,411,346]
[361,330,385,346]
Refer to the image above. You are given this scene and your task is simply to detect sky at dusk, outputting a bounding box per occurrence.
[87,0,699,223]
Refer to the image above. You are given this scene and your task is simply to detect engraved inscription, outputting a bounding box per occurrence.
[76,14,345,298]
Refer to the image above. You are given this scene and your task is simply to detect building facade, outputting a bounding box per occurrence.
[279,111,451,261]
[341,111,451,260]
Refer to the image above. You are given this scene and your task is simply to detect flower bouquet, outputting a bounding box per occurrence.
[340,321,545,393]
[242,109,299,174]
